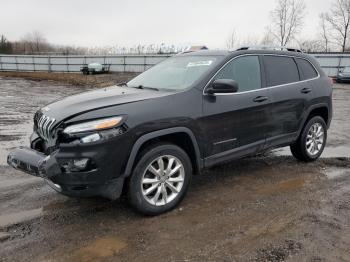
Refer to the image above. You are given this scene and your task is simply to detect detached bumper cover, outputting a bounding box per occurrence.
[7,147,61,178]
[7,146,124,200]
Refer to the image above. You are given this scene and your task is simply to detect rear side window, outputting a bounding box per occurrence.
[296,58,318,80]
[264,56,299,86]
[214,55,261,92]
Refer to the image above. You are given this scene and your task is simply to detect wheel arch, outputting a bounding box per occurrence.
[296,103,330,139]
[305,103,330,127]
[123,127,203,177]
[307,105,330,126]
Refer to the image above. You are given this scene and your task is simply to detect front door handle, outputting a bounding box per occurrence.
[253,96,268,103]
[300,87,312,94]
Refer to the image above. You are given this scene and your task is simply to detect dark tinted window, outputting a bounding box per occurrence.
[214,56,261,92]
[296,58,318,80]
[264,56,299,86]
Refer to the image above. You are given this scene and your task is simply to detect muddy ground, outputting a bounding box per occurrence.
[0,72,139,88]
[0,77,349,262]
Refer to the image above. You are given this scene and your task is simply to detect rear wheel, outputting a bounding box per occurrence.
[128,143,192,215]
[290,116,327,162]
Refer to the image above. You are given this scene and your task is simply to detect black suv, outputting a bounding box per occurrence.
[8,48,332,215]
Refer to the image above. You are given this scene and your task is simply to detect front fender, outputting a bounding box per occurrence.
[123,127,203,177]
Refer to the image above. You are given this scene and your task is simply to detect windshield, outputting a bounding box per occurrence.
[128,55,222,91]
[342,67,350,73]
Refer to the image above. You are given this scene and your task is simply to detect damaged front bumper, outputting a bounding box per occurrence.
[7,147,61,178]
[7,146,124,200]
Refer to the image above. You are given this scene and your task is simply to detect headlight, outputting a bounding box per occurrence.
[63,116,123,134]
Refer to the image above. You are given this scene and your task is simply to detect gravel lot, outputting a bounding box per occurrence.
[0,77,349,261]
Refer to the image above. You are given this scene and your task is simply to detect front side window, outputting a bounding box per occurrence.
[128,55,222,91]
[214,55,261,92]
[264,56,300,86]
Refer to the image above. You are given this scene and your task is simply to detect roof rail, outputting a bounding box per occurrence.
[236,46,303,53]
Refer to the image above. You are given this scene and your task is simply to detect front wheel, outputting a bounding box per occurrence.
[290,116,327,162]
[127,143,192,215]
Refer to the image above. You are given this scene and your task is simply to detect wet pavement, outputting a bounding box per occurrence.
[0,77,349,261]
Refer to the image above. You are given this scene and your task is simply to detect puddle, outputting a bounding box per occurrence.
[70,236,127,262]
[271,145,350,158]
[324,168,350,179]
[322,146,350,158]
[258,177,305,195]
[0,208,43,228]
[276,178,305,191]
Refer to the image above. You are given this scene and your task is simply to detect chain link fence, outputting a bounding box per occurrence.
[0,54,171,73]
[0,53,349,76]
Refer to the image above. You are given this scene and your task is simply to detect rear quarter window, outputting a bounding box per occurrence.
[295,58,318,80]
[264,56,299,86]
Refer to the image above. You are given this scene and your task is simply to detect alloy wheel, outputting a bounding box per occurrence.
[306,122,325,156]
[141,155,185,206]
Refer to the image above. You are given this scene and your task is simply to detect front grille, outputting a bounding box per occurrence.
[34,111,56,142]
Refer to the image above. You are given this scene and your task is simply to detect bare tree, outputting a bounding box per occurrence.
[20,31,50,54]
[240,35,260,47]
[297,39,324,52]
[324,0,350,52]
[32,31,48,52]
[260,28,276,45]
[270,0,306,46]
[319,13,330,52]
[226,29,239,49]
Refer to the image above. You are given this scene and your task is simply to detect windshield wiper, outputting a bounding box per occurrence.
[131,85,159,91]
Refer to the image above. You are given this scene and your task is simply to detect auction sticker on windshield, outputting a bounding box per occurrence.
[187,61,213,67]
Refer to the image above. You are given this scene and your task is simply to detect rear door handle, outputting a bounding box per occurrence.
[300,87,312,94]
[253,96,268,103]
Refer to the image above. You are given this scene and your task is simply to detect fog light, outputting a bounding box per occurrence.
[61,158,95,173]
[73,158,89,169]
[80,133,101,143]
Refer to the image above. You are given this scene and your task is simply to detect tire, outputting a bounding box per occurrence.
[290,116,327,162]
[127,143,192,215]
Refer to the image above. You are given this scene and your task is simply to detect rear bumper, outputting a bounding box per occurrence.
[7,146,124,200]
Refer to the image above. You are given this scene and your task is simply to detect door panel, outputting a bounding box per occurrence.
[199,55,272,162]
[201,90,271,157]
[267,82,311,139]
[263,55,314,147]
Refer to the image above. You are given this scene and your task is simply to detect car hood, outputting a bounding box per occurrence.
[38,86,171,123]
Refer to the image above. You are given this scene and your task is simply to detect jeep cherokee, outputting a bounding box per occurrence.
[7,48,332,215]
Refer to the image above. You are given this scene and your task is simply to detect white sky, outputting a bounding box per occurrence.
[1,0,331,48]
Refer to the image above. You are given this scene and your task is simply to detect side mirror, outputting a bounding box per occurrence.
[206,79,239,94]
